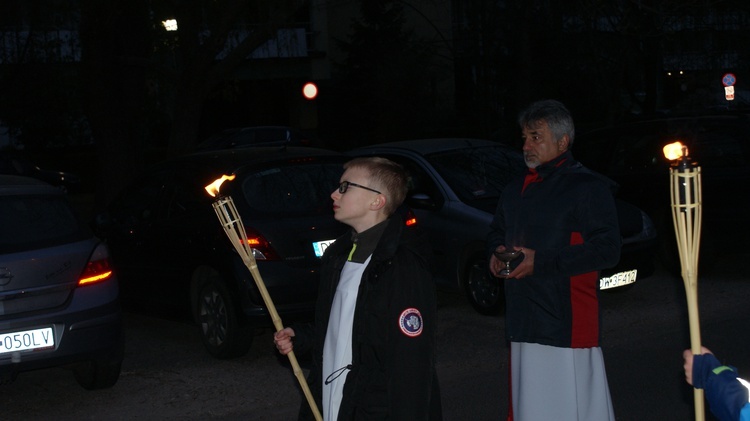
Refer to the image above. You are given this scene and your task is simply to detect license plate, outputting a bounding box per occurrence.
[600,269,637,290]
[0,327,55,354]
[312,239,336,258]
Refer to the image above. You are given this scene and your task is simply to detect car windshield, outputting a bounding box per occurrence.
[425,145,525,209]
[240,162,343,216]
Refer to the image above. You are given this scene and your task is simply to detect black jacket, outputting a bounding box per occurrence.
[487,151,621,348]
[293,216,442,420]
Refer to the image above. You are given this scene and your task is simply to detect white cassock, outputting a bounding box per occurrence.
[322,256,371,421]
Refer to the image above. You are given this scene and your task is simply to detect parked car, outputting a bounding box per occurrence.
[193,126,314,151]
[96,147,351,359]
[574,113,750,270]
[0,175,123,389]
[0,152,81,192]
[348,138,657,315]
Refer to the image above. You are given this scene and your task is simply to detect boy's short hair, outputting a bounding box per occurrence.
[344,157,408,215]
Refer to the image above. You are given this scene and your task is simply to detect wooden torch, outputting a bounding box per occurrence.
[205,175,322,421]
[664,142,704,421]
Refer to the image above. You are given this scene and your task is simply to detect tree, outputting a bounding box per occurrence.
[152,0,306,157]
[0,0,88,150]
[77,0,306,207]
[78,0,152,207]
[455,0,750,134]
[452,0,512,139]
[328,0,448,147]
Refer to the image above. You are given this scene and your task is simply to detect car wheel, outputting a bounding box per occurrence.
[73,358,122,390]
[195,275,253,359]
[464,254,504,316]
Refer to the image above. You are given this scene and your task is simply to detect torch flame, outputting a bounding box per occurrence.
[663,141,688,161]
[205,174,236,197]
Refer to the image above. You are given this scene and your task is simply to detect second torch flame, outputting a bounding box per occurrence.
[663,141,688,161]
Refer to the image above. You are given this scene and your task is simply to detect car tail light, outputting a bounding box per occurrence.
[404,209,418,227]
[244,227,281,261]
[78,243,114,286]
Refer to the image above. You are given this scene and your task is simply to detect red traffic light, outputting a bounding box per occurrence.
[302,82,318,100]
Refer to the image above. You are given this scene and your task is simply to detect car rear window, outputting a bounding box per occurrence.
[0,194,88,254]
[240,163,343,216]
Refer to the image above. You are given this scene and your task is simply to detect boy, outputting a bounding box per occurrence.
[274,157,442,420]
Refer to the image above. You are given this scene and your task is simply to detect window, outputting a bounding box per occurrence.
[240,163,343,216]
[0,194,85,253]
[427,146,525,204]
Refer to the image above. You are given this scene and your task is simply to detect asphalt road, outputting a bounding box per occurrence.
[2,256,748,420]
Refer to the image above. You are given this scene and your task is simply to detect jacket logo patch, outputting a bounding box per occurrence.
[399,308,423,337]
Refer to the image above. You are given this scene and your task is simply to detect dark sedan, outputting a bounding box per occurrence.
[96,147,349,358]
[349,138,657,315]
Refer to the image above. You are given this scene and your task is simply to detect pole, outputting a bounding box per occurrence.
[211,196,322,421]
[670,162,704,421]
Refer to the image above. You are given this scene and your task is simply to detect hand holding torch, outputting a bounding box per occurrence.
[205,175,322,421]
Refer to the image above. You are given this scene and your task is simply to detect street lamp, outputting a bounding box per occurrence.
[663,141,704,421]
[162,19,178,31]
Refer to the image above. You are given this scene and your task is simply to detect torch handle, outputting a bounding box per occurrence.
[247,264,284,331]
[242,256,323,421]
[684,272,705,421]
[670,167,705,421]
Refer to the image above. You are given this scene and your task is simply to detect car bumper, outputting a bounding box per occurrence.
[0,299,123,379]
[600,237,658,290]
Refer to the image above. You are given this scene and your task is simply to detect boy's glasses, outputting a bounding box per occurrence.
[338,181,381,195]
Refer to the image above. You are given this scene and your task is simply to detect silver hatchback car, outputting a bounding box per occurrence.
[0,175,123,389]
